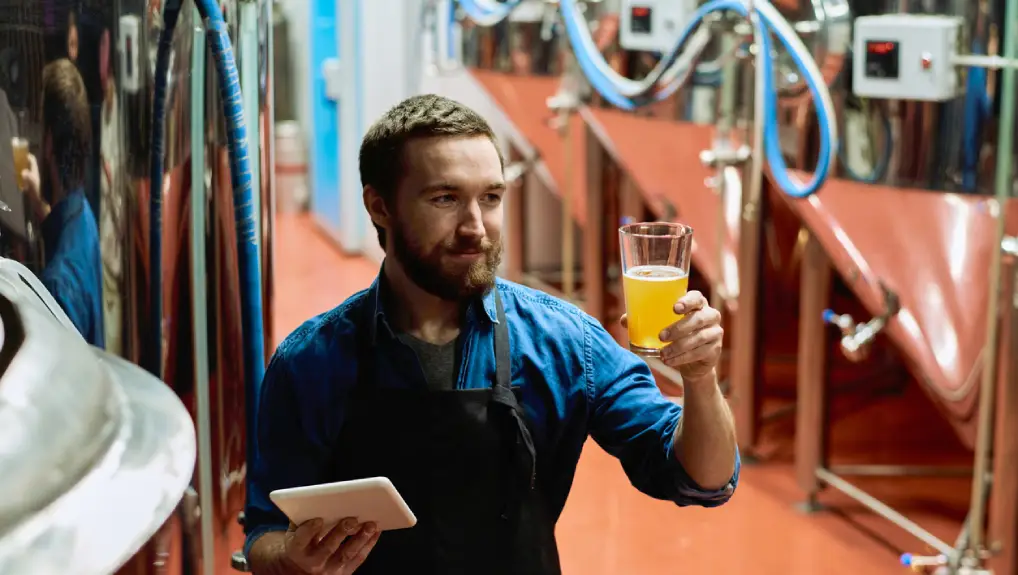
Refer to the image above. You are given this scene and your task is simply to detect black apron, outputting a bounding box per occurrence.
[330,291,561,574]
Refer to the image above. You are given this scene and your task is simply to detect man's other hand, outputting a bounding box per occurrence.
[284,517,380,574]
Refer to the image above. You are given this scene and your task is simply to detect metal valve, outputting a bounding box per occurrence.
[822,283,900,363]
[899,553,992,574]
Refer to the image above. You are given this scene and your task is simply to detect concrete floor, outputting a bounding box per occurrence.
[264,212,971,575]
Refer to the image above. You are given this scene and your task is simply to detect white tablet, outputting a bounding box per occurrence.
[269,477,417,532]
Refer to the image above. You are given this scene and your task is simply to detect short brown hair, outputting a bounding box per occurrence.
[359,94,502,248]
[41,58,91,192]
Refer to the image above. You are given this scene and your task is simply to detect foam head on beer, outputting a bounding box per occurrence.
[622,264,689,353]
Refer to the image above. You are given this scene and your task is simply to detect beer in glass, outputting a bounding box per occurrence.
[619,222,693,357]
[11,137,28,190]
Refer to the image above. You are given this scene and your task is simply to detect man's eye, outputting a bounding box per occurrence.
[432,195,456,204]
[483,193,502,204]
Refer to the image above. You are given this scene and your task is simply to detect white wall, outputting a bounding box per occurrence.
[276,0,312,148]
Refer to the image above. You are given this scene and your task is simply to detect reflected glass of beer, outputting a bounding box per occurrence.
[11,137,28,190]
[619,222,693,357]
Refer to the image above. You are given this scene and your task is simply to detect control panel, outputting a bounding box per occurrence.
[852,14,963,102]
[619,0,696,53]
[118,15,142,94]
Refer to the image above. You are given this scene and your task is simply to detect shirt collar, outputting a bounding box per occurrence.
[367,266,499,344]
[41,188,87,255]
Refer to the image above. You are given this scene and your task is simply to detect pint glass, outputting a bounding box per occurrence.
[11,137,28,190]
[619,222,693,357]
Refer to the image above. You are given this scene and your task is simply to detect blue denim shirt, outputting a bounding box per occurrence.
[40,189,105,349]
[244,274,739,555]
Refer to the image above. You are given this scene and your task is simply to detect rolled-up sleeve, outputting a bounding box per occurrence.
[583,315,739,507]
[244,348,329,557]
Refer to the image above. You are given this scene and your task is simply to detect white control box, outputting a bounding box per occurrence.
[118,14,141,94]
[852,14,963,102]
[619,0,696,53]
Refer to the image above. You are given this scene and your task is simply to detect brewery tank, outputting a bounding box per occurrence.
[0,0,275,572]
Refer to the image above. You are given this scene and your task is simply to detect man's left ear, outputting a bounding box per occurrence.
[362,186,390,229]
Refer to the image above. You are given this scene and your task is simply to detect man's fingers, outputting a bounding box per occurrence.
[673,290,707,315]
[350,529,382,569]
[313,517,359,559]
[326,523,379,571]
[291,518,324,551]
[662,325,723,362]
[665,342,719,367]
[661,306,721,341]
[346,530,381,571]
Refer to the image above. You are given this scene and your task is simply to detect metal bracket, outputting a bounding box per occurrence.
[699,144,752,169]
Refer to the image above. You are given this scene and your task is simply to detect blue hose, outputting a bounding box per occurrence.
[962,40,991,193]
[458,0,702,102]
[563,0,833,197]
[148,0,183,377]
[456,0,835,198]
[192,0,267,434]
[457,0,521,25]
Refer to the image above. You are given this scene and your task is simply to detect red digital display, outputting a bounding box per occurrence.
[630,5,652,34]
[864,39,899,79]
[866,41,896,55]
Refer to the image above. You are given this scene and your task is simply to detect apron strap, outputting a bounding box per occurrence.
[491,290,538,491]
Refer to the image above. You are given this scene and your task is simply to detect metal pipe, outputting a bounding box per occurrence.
[827,464,974,478]
[749,13,765,227]
[969,0,1018,554]
[148,0,184,378]
[711,27,740,312]
[189,12,216,575]
[553,46,580,301]
[815,468,955,558]
[561,106,575,300]
[952,54,1018,70]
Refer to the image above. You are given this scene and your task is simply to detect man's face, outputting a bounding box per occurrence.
[67,26,79,62]
[380,135,505,301]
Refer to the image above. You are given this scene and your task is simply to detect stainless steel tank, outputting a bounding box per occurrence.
[0,0,275,572]
[0,257,196,575]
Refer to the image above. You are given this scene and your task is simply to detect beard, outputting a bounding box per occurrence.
[390,221,502,302]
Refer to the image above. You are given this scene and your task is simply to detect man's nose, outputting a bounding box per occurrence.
[457,201,485,237]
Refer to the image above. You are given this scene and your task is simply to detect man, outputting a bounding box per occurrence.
[21,59,104,348]
[245,94,739,574]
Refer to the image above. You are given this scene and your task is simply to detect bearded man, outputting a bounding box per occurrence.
[244,94,739,575]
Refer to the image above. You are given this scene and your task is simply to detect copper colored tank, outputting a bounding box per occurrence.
[775,176,1018,449]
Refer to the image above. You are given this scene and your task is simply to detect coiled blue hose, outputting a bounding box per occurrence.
[192,0,267,425]
[148,0,183,377]
[454,0,836,198]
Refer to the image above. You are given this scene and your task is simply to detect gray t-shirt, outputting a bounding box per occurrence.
[397,333,459,391]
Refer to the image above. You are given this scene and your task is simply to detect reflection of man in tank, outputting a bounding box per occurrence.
[98,29,124,356]
[67,13,79,63]
[20,59,104,348]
